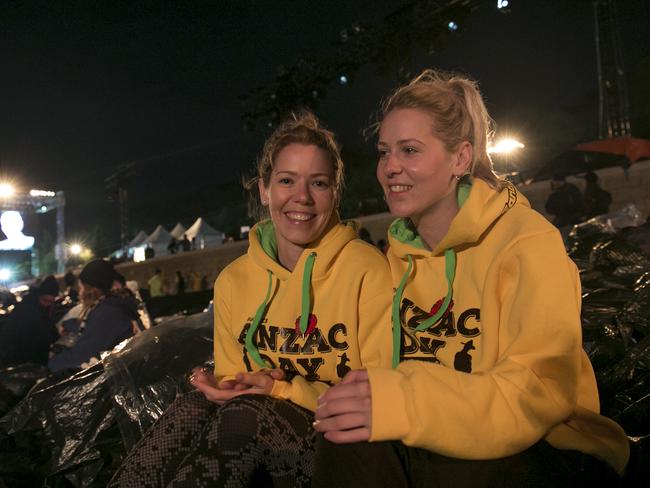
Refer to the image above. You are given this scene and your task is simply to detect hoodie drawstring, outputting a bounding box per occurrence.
[392,255,413,368]
[245,270,274,368]
[298,252,317,336]
[391,248,457,368]
[245,252,317,368]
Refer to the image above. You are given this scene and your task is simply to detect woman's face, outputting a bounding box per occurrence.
[259,143,336,251]
[376,108,468,223]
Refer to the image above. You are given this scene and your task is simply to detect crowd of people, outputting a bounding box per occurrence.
[167,234,195,254]
[0,260,148,374]
[1,69,634,487]
[146,268,210,297]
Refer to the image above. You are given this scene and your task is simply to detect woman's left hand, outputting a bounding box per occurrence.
[313,369,372,443]
[232,369,284,395]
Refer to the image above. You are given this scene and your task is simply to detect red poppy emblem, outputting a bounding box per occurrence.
[429,298,454,319]
[295,314,318,335]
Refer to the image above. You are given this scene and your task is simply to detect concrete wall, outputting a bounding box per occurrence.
[117,159,650,289]
[116,240,247,292]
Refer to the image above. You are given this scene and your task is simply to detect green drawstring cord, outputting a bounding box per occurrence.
[390,249,457,368]
[391,255,413,368]
[245,270,274,368]
[245,252,317,367]
[298,252,317,336]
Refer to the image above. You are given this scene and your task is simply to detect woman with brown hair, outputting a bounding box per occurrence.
[110,111,392,487]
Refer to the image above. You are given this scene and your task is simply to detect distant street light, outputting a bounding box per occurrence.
[70,243,83,255]
[488,138,525,154]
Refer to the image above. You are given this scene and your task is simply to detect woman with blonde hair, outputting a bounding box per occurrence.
[110,110,392,487]
[312,70,629,486]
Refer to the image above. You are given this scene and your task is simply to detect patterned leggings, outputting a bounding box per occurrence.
[109,391,315,488]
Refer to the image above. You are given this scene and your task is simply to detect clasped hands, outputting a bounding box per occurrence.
[189,366,284,404]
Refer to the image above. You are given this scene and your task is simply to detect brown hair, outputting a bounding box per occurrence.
[244,110,344,219]
[374,69,503,188]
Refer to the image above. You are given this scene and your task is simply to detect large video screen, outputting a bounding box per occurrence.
[0,250,32,283]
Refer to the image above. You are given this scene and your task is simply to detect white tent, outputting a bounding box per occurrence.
[186,217,224,249]
[143,225,173,256]
[170,222,187,240]
[128,230,148,249]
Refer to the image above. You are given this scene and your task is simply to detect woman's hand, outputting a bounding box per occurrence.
[190,367,286,404]
[189,367,241,404]
[313,369,372,443]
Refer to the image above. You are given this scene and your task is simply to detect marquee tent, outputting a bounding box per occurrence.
[185,217,224,249]
[170,222,187,240]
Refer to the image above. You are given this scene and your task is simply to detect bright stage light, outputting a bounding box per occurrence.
[488,138,525,154]
[70,243,82,255]
[0,184,15,198]
[0,268,11,281]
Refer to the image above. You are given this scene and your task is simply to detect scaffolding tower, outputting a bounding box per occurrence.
[594,0,631,138]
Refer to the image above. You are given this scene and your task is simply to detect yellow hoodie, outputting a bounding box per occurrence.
[213,218,392,412]
[368,179,629,475]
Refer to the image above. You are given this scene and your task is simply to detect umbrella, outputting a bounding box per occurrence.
[529,137,650,183]
[529,150,625,182]
[574,137,650,163]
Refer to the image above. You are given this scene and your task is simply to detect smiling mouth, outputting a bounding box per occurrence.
[285,212,315,222]
[388,185,412,193]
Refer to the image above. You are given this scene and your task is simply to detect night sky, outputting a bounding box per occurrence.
[1,0,649,255]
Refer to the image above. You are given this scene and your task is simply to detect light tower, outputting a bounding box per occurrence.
[594,0,631,138]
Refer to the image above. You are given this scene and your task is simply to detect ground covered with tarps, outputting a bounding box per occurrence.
[1,206,650,486]
[0,313,213,487]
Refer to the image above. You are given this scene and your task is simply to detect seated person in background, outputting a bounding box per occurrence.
[583,171,612,218]
[545,172,583,228]
[0,275,59,367]
[48,260,142,372]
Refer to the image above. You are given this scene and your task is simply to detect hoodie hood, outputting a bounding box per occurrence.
[248,214,358,280]
[388,178,527,257]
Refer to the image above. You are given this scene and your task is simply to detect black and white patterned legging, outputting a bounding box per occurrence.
[109,391,315,488]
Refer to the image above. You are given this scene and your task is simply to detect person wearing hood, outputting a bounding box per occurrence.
[312,70,629,486]
[110,111,392,487]
[0,275,59,367]
[48,259,142,372]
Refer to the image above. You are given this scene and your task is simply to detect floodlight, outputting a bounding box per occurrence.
[0,184,14,198]
[488,138,525,154]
